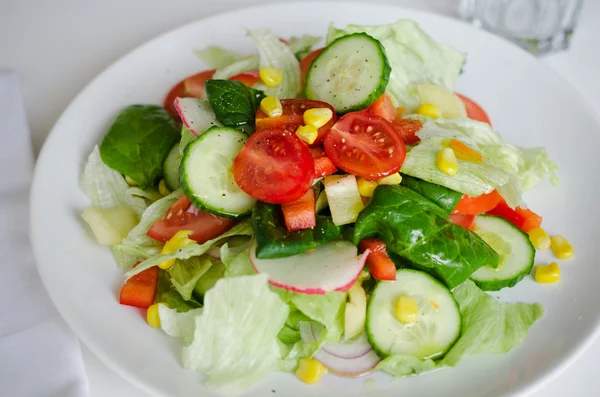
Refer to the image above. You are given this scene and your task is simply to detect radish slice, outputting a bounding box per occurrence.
[298,322,380,376]
[249,240,369,295]
[174,97,218,136]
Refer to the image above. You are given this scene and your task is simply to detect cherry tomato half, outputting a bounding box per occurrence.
[233,127,315,204]
[324,112,406,179]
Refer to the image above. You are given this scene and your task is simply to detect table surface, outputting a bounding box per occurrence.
[3,0,600,396]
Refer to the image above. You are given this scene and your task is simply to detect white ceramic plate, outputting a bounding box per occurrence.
[30,2,600,396]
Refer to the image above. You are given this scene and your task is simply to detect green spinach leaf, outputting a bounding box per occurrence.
[100,105,180,188]
[400,174,462,213]
[353,185,498,289]
[252,201,344,259]
[205,79,265,131]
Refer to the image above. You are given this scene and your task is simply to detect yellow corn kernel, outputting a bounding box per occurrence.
[357,178,378,197]
[125,175,138,186]
[395,295,419,324]
[259,96,283,118]
[528,227,551,250]
[550,235,574,260]
[377,172,403,185]
[158,180,170,196]
[147,303,161,328]
[295,358,327,385]
[534,262,560,284]
[303,108,333,128]
[259,67,283,87]
[417,103,441,119]
[296,124,319,145]
[158,230,195,269]
[437,148,458,176]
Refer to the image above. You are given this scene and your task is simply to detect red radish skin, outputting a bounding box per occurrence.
[174,97,216,136]
[249,240,370,295]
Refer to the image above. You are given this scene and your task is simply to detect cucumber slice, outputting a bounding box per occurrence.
[180,126,256,219]
[162,143,182,190]
[366,269,461,360]
[469,215,535,291]
[305,33,390,113]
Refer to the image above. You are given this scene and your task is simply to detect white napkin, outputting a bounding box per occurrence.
[0,71,89,397]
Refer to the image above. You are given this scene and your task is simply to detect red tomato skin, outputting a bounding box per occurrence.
[146,196,235,243]
[359,239,397,281]
[233,127,315,204]
[299,48,324,86]
[391,119,423,144]
[449,214,476,230]
[119,265,159,309]
[256,99,337,146]
[452,190,503,216]
[369,94,396,122]
[486,200,542,232]
[229,70,260,86]
[456,93,491,125]
[324,112,406,179]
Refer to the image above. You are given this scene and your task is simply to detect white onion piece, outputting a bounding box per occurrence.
[313,349,380,377]
[299,322,380,376]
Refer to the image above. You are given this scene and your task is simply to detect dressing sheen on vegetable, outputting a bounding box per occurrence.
[353,185,499,288]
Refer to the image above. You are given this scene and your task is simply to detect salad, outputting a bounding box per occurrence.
[79,19,573,396]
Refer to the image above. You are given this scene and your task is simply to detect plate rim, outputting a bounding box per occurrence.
[29,2,600,396]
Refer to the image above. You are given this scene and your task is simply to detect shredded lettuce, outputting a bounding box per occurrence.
[327,20,465,112]
[179,125,197,154]
[109,190,182,269]
[376,280,543,377]
[213,56,260,80]
[126,187,162,203]
[221,244,255,278]
[247,28,301,98]
[81,146,147,217]
[402,135,514,199]
[401,118,558,207]
[286,34,321,59]
[182,274,289,396]
[194,46,242,69]
[158,305,203,346]
[168,257,213,301]
[124,220,253,279]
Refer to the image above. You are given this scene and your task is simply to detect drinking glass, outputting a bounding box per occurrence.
[460,0,584,55]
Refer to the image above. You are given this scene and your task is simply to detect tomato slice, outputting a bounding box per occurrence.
[229,70,260,87]
[359,239,397,281]
[256,99,337,146]
[233,127,315,204]
[119,264,159,309]
[449,214,476,230]
[163,81,187,119]
[299,48,324,86]
[486,199,543,232]
[369,94,396,122]
[452,190,503,216]
[183,70,216,98]
[324,112,406,179]
[391,118,423,145]
[456,93,491,125]
[147,196,235,243]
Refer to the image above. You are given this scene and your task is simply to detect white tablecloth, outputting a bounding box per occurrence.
[2,0,599,396]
